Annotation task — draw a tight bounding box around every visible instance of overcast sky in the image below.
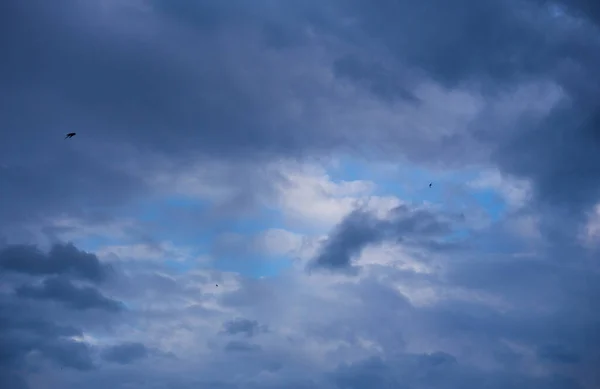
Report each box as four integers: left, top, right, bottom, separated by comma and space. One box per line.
1, 0, 600, 388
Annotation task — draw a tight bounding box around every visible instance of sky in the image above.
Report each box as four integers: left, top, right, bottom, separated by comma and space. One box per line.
1, 0, 600, 388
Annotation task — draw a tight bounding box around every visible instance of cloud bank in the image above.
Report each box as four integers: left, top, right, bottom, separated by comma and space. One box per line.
1, 0, 599, 388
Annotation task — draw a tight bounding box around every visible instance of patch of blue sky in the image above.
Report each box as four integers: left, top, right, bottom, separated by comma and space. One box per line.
76, 157, 512, 281
211, 254, 293, 279
119, 194, 290, 277
88, 160, 506, 279
328, 155, 508, 222
471, 189, 506, 222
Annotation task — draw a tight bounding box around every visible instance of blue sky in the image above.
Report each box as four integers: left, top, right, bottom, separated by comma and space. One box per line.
1, 1, 599, 388
97, 156, 508, 278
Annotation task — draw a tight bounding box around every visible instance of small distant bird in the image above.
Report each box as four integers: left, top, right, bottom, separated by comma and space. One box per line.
216, 284, 218, 287
429, 182, 432, 188
65, 132, 76, 139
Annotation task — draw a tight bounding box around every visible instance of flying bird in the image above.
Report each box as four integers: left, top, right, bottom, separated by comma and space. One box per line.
429, 182, 432, 188
64, 132, 76, 139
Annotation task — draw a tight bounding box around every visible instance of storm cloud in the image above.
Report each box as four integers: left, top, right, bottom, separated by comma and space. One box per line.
1, 0, 599, 388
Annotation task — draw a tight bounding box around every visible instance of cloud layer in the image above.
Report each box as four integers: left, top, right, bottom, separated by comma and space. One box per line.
1, 0, 600, 388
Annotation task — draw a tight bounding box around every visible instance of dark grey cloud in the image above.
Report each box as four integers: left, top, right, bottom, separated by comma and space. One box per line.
0, 368, 29, 389
330, 353, 581, 389
0, 297, 96, 372
332, 55, 420, 102
300, 208, 600, 387
1, 0, 599, 223
0, 243, 111, 283
2, 239, 595, 388
492, 105, 600, 226
310, 205, 455, 272
101, 342, 148, 365
0, 0, 327, 161
222, 318, 268, 338
336, 0, 558, 88
537, 344, 581, 365
40, 340, 96, 371
437, 252, 600, 384
0, 0, 265, 234
329, 0, 600, 228
1, 0, 600, 388
546, 0, 600, 24
310, 210, 385, 272
0, 241, 125, 382
224, 340, 262, 353
15, 276, 123, 312
331, 0, 600, 109
1, 0, 598, 238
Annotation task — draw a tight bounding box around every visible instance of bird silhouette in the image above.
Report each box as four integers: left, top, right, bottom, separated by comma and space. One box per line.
429, 182, 432, 188
65, 132, 76, 139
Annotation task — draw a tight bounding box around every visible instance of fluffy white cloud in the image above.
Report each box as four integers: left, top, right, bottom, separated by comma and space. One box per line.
469, 169, 533, 210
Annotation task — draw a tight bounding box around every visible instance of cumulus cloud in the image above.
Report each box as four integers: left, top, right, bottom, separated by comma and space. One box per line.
0, 243, 111, 283
309, 204, 456, 272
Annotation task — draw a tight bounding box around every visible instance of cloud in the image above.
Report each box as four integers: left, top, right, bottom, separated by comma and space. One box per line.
1, 0, 600, 388
224, 341, 262, 353
537, 344, 581, 365
332, 55, 420, 102
0, 242, 126, 380
221, 318, 269, 338
15, 276, 123, 312
101, 342, 148, 365
329, 353, 581, 389
2, 236, 595, 387
316, 0, 600, 228
0, 291, 98, 373
550, 0, 600, 25
0, 243, 112, 283
309, 204, 455, 272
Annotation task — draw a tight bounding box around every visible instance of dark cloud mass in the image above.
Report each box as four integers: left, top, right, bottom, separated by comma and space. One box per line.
101, 342, 148, 365
0, 289, 98, 374
1, 0, 600, 388
15, 276, 123, 312
0, 242, 124, 383
310, 205, 455, 271
222, 318, 268, 338
0, 243, 111, 283
331, 353, 582, 389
